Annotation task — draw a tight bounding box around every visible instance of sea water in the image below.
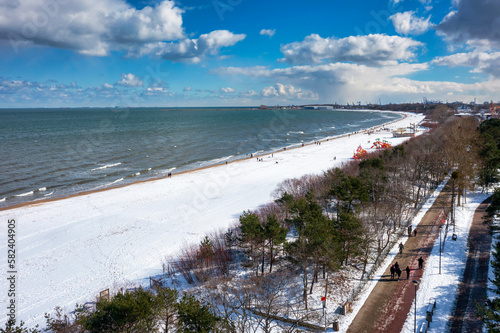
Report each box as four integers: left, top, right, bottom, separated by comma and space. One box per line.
0, 107, 400, 208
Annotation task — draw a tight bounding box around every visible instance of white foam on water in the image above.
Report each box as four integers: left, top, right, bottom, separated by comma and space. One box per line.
91, 162, 122, 171
110, 178, 124, 185
17, 190, 34, 197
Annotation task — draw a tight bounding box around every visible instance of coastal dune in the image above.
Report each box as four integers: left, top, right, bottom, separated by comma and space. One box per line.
0, 112, 425, 327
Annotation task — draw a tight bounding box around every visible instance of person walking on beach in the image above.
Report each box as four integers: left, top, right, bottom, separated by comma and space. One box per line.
394, 262, 400, 271
414, 228, 418, 237
396, 267, 402, 280
405, 266, 411, 280
418, 256, 424, 269
399, 242, 404, 254
390, 265, 396, 280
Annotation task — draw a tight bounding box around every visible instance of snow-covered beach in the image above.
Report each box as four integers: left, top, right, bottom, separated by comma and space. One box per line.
0, 112, 425, 327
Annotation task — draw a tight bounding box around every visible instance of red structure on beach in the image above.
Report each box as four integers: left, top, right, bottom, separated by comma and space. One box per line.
353, 145, 367, 159
371, 139, 392, 149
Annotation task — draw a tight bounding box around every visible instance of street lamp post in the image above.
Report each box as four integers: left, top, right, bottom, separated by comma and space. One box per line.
413, 280, 419, 333
439, 225, 443, 274
452, 190, 456, 234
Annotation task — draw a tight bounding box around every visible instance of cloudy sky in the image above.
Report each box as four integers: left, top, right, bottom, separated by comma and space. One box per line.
1, 0, 499, 107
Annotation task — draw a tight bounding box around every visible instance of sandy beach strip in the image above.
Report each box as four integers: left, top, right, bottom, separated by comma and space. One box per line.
0, 111, 424, 327
0, 111, 407, 212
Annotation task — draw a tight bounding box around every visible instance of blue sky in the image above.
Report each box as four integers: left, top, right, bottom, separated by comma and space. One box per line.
1, 0, 499, 107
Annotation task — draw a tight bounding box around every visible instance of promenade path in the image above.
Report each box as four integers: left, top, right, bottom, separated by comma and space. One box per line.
347, 186, 451, 333
447, 197, 492, 333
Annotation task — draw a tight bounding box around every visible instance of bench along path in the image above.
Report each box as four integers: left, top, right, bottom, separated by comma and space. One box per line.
447, 197, 492, 333
347, 186, 451, 333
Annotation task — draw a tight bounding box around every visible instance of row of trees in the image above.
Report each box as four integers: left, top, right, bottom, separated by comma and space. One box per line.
232, 115, 483, 315
475, 119, 500, 332
2, 287, 220, 333
478, 119, 500, 189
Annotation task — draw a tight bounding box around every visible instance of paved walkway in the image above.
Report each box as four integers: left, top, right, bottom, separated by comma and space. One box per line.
447, 197, 492, 333
347, 186, 451, 333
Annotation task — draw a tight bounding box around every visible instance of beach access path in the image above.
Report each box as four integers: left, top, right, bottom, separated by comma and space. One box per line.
0, 112, 425, 327
346, 184, 451, 333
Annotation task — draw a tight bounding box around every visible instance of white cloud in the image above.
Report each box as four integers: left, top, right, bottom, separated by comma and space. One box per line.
279, 34, 423, 66
432, 51, 500, 76
103, 83, 114, 89
197, 30, 246, 54
239, 90, 258, 97
260, 83, 318, 100
220, 87, 236, 93
3, 74, 499, 107
390, 11, 434, 35
0, 78, 128, 106
183, 86, 192, 91
260, 29, 276, 38
216, 62, 428, 81
438, 0, 500, 49
116, 73, 143, 87
216, 62, 451, 102
130, 30, 246, 62
391, 0, 431, 4
145, 87, 169, 95
215, 66, 272, 77
0, 79, 40, 92
0, 0, 184, 56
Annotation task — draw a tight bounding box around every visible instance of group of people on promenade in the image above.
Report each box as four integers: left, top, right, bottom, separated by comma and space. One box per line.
390, 256, 424, 281
390, 226, 424, 281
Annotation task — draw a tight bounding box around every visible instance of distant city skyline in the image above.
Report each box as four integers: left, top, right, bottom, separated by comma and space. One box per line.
0, 0, 499, 107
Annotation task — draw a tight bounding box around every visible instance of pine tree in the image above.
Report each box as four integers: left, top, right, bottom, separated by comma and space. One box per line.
285, 191, 343, 307
81, 287, 157, 332
263, 214, 287, 273
154, 286, 179, 333
239, 211, 265, 275
0, 321, 40, 333
176, 294, 219, 333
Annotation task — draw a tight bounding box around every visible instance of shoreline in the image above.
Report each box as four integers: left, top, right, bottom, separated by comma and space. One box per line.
0, 111, 407, 212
